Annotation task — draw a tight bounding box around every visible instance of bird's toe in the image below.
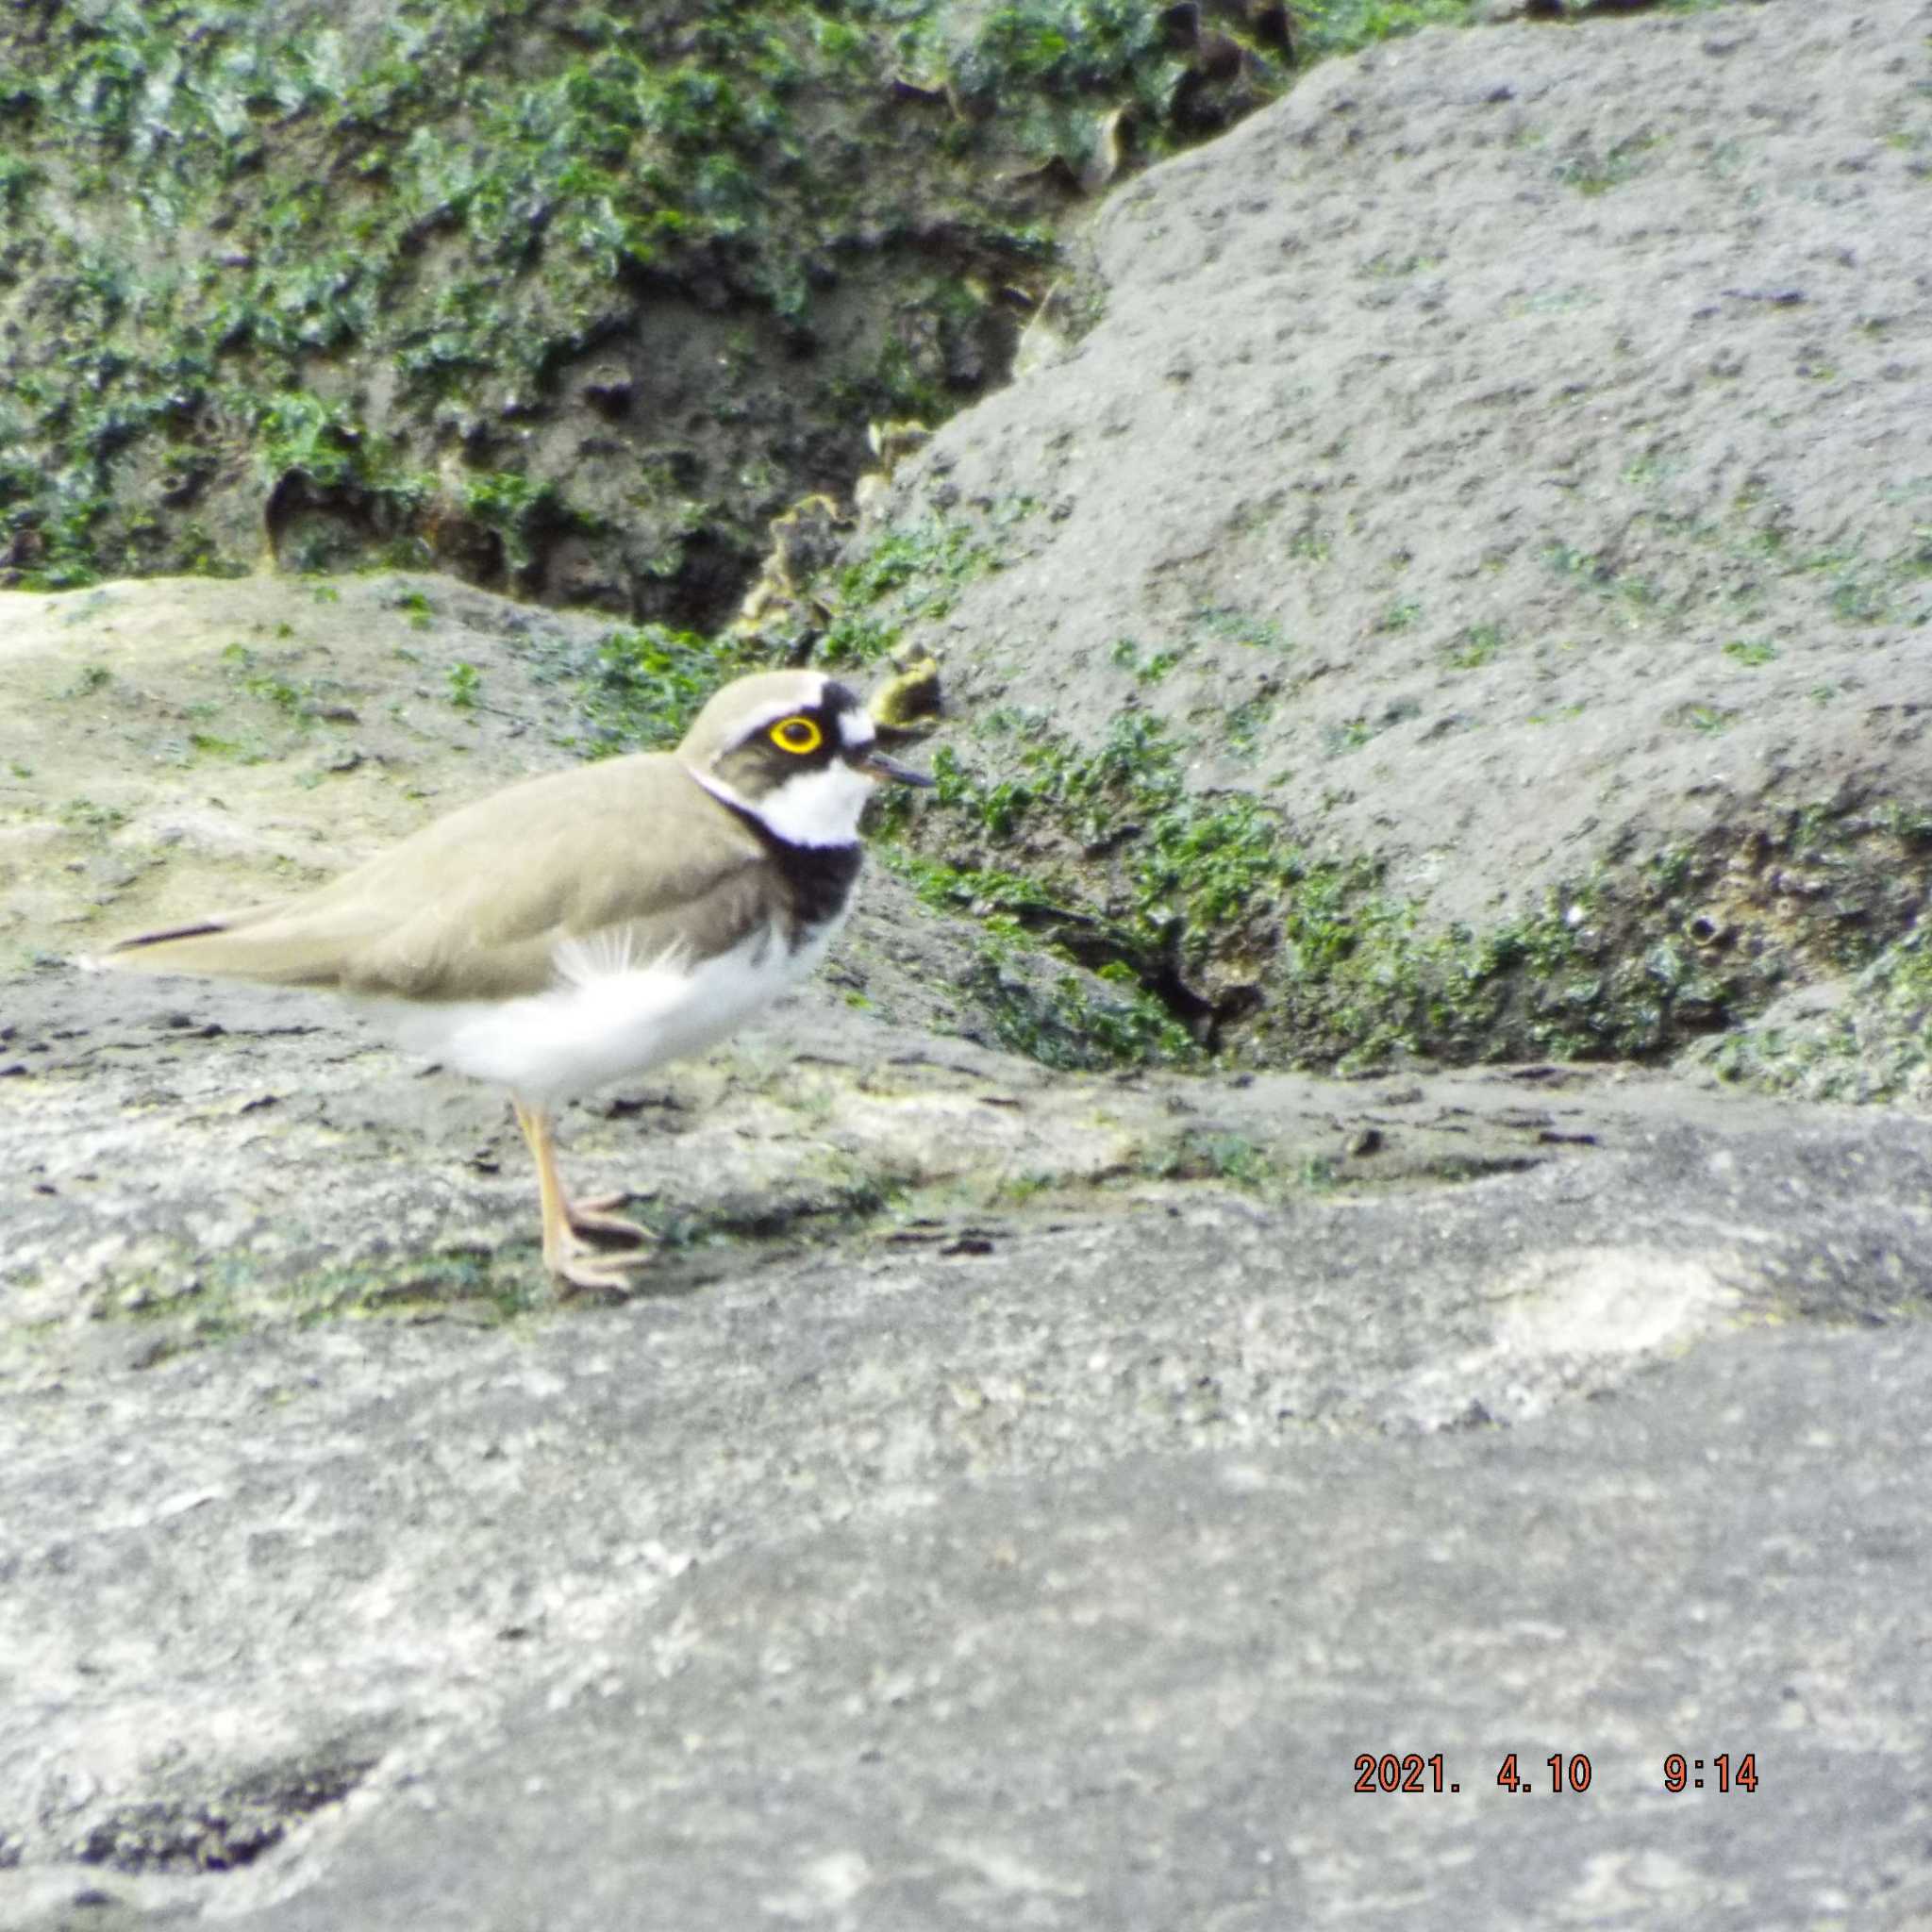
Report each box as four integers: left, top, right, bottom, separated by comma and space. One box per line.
550, 1244, 652, 1297
567, 1193, 650, 1248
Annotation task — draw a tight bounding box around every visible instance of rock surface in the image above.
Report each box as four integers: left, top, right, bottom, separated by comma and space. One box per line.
876, 0, 1932, 1002
7, 964, 1932, 1925
6, 6, 1932, 1929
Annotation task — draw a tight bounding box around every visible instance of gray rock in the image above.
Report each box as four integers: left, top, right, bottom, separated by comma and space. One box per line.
879, 0, 1932, 937
209, 1330, 1932, 1929
7, 944, 1932, 1924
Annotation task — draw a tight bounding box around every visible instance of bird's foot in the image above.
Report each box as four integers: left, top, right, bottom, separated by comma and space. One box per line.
548, 1232, 653, 1298
566, 1191, 649, 1248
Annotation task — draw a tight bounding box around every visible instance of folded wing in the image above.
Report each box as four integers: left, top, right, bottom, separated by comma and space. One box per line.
105, 754, 767, 1002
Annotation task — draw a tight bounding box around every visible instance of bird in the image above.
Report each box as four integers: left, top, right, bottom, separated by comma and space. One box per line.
100, 669, 934, 1292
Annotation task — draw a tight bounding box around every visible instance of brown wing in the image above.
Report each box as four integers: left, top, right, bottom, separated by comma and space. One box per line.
107, 754, 768, 1001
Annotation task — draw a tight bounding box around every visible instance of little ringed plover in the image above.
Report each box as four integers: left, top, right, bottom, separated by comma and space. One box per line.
102, 669, 933, 1291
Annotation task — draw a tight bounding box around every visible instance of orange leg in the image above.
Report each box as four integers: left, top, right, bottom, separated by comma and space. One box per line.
512, 1101, 651, 1293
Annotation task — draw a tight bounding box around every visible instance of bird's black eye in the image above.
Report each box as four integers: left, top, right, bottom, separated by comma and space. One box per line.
769, 715, 823, 755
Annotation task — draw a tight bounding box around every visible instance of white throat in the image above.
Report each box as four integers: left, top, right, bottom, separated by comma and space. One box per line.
694, 760, 874, 848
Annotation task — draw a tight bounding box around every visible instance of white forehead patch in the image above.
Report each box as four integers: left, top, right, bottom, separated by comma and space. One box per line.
724, 675, 875, 756
727, 678, 831, 748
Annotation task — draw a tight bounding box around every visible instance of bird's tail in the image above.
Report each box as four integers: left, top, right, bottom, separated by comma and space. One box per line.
93, 907, 356, 987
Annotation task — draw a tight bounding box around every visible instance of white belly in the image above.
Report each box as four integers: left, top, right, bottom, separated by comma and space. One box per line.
365, 917, 843, 1105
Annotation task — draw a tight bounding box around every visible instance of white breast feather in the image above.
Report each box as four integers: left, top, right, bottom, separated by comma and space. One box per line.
366, 910, 848, 1105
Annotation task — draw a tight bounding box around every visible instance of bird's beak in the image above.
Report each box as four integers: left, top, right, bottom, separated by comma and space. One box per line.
851, 745, 935, 788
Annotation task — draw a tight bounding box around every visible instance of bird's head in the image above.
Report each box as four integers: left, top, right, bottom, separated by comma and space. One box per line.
678, 670, 932, 847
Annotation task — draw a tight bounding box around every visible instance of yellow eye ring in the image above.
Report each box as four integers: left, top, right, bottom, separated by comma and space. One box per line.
770, 715, 823, 755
